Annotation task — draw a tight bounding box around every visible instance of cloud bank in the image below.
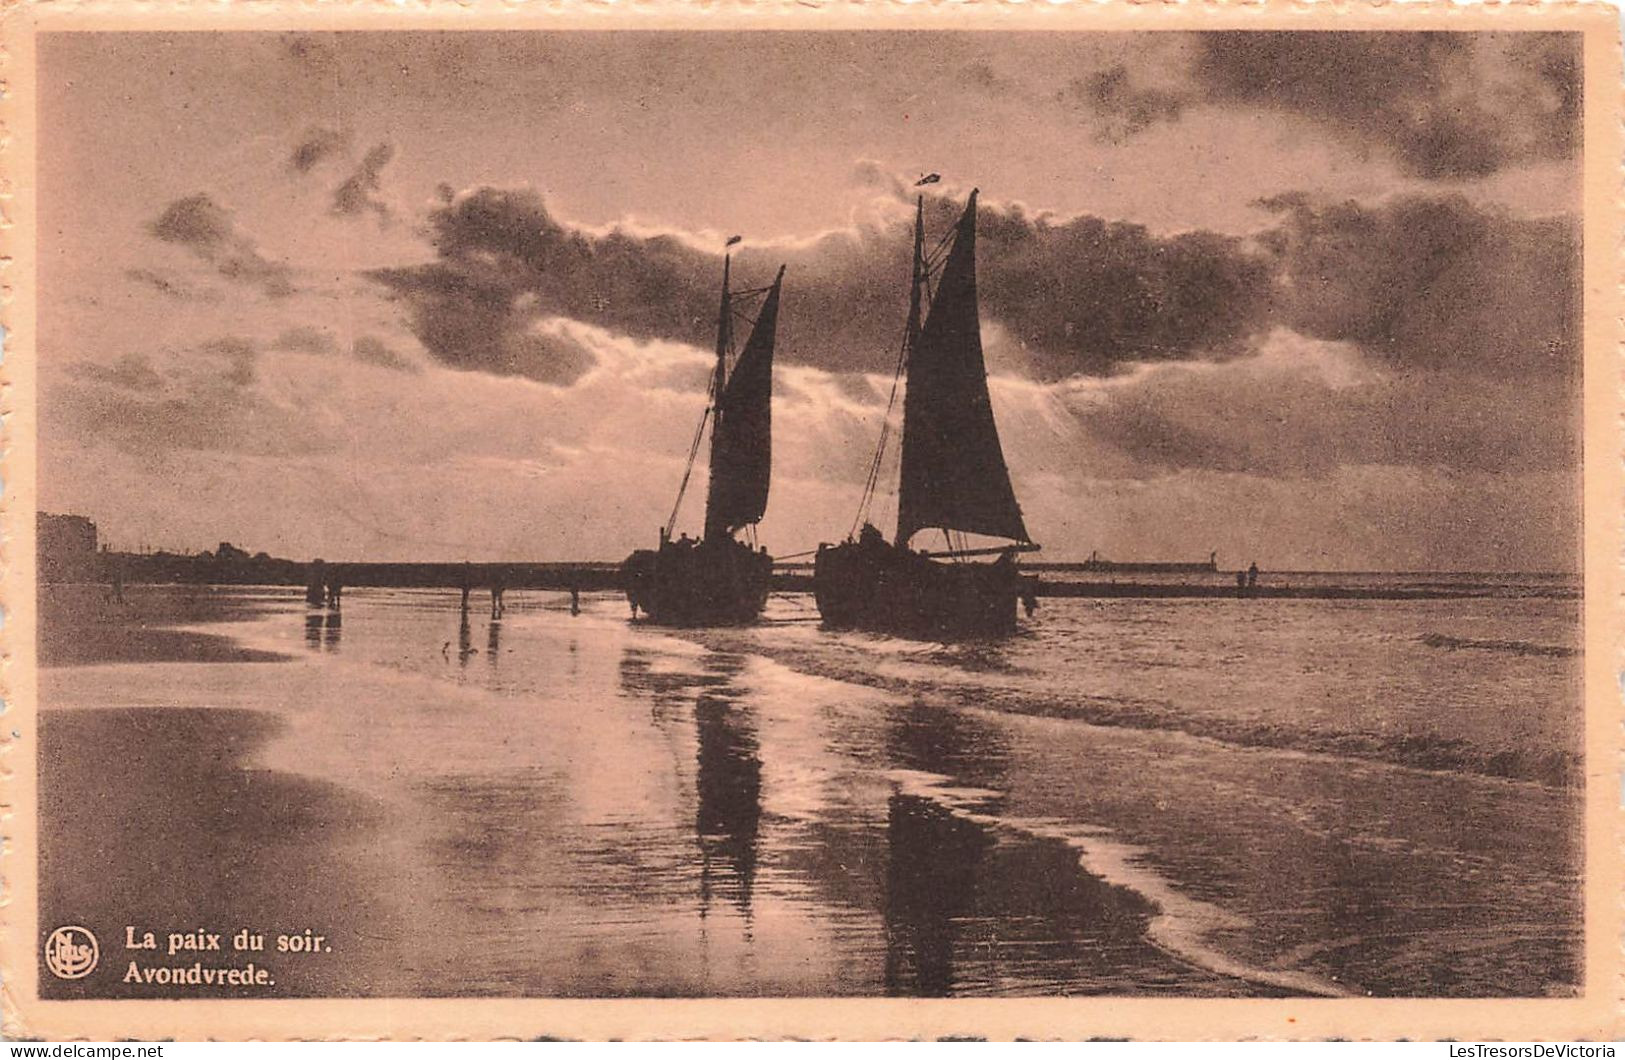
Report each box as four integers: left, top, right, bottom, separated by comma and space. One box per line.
1067, 33, 1580, 181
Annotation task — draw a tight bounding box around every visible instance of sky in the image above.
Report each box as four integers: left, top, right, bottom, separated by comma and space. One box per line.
37, 30, 1583, 568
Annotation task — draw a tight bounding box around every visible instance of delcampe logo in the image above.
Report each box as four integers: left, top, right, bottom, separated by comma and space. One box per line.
44, 925, 99, 980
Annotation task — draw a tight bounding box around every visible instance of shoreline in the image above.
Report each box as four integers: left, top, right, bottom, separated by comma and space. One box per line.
39, 583, 298, 667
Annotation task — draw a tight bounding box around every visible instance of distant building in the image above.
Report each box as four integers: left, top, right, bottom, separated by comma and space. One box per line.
38, 513, 98, 582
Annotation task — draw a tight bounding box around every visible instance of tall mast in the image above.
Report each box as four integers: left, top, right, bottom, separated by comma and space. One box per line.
704, 254, 733, 541
848, 200, 926, 539
906, 196, 925, 356
894, 196, 925, 547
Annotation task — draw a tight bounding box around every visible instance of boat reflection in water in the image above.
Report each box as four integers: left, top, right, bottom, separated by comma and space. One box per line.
230, 586, 1573, 997
693, 656, 762, 921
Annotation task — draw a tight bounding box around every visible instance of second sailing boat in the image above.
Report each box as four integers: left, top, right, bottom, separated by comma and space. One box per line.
623, 249, 787, 626
813, 189, 1038, 637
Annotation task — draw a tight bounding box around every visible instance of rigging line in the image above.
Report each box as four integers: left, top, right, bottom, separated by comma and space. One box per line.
665, 384, 717, 539
850, 205, 960, 539
851, 318, 911, 538
854, 332, 908, 529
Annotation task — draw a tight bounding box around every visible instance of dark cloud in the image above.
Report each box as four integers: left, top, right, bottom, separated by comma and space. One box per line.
271, 326, 339, 355
351, 336, 420, 373
270, 326, 419, 372
199, 335, 260, 387
1258, 193, 1578, 379
1061, 64, 1187, 144
369, 185, 1275, 384
1071, 192, 1580, 479
148, 194, 296, 298
1064, 33, 1581, 180
975, 202, 1273, 373
1079, 359, 1577, 479
366, 236, 602, 386
367, 187, 717, 383
332, 142, 396, 221
47, 337, 332, 458
289, 126, 349, 173
366, 182, 1579, 484
1194, 32, 1580, 180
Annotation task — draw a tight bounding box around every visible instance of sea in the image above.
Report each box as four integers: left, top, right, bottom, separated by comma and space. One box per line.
42, 577, 1584, 999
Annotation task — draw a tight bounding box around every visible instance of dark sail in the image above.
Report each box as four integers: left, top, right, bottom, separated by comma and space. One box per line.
705, 266, 785, 539
896, 191, 1029, 547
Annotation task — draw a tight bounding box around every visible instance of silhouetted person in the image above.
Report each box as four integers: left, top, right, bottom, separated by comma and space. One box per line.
1247, 562, 1259, 588
491, 570, 506, 619
570, 585, 581, 616
1236, 571, 1248, 597
326, 576, 343, 610
1021, 584, 1038, 617
459, 561, 473, 616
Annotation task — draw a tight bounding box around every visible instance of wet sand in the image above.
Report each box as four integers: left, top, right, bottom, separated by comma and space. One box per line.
35, 588, 1237, 999
39, 583, 295, 667
38, 707, 413, 998
35, 585, 1579, 998
38, 584, 403, 997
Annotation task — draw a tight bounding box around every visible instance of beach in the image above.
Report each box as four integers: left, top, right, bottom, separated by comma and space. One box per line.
37, 581, 1582, 999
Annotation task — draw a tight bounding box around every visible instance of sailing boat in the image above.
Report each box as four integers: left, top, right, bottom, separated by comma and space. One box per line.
813, 190, 1038, 637
622, 250, 787, 626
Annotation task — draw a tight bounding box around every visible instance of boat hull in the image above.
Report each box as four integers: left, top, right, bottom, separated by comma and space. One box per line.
622, 539, 772, 626
813, 539, 1034, 638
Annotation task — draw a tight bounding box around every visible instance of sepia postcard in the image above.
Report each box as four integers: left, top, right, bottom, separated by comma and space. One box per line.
1, 0, 1621, 1042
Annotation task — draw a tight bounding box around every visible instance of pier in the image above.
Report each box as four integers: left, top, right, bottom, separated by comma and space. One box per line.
59, 548, 1575, 603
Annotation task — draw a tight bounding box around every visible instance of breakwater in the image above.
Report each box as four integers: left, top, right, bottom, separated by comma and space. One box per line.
68, 554, 1577, 601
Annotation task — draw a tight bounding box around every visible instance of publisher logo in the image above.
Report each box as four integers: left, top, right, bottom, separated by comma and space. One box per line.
44, 925, 99, 979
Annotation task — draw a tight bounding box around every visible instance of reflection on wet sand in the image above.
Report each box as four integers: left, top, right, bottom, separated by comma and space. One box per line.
886, 698, 1013, 795
884, 794, 991, 996
694, 662, 762, 920
39, 588, 1580, 998
305, 609, 342, 652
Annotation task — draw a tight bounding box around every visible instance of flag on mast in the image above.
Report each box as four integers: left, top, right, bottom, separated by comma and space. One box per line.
915, 173, 941, 186
726, 235, 743, 247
